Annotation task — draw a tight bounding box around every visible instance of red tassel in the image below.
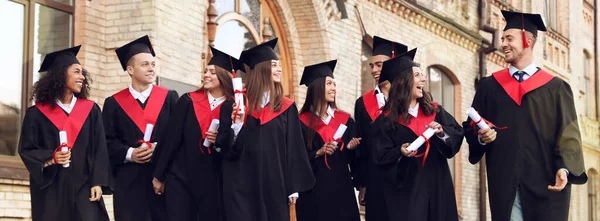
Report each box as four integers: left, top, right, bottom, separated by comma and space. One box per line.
522, 29, 529, 48
391, 42, 396, 58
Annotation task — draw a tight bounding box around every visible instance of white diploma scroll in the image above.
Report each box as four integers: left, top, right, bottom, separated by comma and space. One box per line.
59, 131, 69, 168
376, 93, 385, 109
203, 119, 220, 147
466, 107, 490, 130
232, 78, 245, 114
141, 124, 154, 148
407, 128, 436, 151
332, 124, 347, 145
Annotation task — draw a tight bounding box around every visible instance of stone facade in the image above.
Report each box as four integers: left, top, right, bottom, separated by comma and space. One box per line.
2, 0, 599, 220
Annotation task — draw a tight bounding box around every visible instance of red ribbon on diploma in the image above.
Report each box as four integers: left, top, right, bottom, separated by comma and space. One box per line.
414, 135, 430, 167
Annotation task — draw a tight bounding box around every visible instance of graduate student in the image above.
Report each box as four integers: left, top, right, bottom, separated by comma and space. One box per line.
463, 11, 587, 221
353, 36, 408, 221
295, 60, 361, 221
102, 35, 178, 221
19, 45, 112, 221
372, 48, 464, 221
220, 38, 316, 221
152, 47, 237, 221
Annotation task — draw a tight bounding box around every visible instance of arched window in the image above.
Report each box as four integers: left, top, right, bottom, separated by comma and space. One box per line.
209, 0, 293, 97
426, 66, 456, 177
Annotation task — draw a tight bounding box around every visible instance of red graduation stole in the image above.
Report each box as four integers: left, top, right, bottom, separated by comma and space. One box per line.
492, 68, 554, 106
36, 98, 95, 148
395, 102, 438, 137
112, 86, 169, 135
189, 91, 223, 139
299, 110, 351, 144
299, 110, 351, 169
251, 97, 294, 125
362, 89, 381, 122
385, 102, 438, 167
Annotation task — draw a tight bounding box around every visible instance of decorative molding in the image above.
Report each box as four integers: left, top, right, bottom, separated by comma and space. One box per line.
546, 29, 570, 49
486, 51, 509, 68
491, 0, 518, 11
365, 0, 482, 53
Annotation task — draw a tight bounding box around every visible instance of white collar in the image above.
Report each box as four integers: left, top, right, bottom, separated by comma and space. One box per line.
207, 91, 226, 111
261, 91, 271, 108
314, 105, 335, 125
56, 94, 77, 114
129, 84, 153, 103
408, 103, 419, 118
509, 63, 538, 76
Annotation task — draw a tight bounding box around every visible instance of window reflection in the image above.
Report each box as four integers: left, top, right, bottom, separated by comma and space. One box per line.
0, 0, 25, 156
214, 20, 257, 58
216, 0, 235, 16
33, 3, 73, 82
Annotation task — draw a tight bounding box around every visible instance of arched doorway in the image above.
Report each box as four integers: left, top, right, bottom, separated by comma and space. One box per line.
207, 0, 294, 97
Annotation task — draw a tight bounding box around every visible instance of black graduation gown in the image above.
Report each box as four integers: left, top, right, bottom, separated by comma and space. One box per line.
463, 69, 587, 221
372, 104, 463, 221
152, 92, 233, 221
296, 110, 360, 221
19, 102, 112, 221
102, 87, 178, 221
220, 98, 316, 221
353, 90, 389, 221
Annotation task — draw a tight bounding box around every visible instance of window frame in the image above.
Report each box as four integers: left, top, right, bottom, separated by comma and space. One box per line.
0, 0, 75, 177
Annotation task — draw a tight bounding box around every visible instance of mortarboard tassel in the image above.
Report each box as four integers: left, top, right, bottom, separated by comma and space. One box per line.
522, 13, 529, 48
391, 42, 396, 58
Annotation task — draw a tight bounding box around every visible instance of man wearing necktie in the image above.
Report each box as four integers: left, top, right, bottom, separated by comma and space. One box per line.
462, 10, 587, 221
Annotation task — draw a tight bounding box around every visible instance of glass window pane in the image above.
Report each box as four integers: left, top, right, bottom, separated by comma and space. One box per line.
216, 0, 235, 16
214, 20, 257, 58
33, 3, 73, 82
442, 73, 454, 116
240, 0, 261, 31
428, 68, 442, 105
158, 77, 199, 97
0, 0, 25, 156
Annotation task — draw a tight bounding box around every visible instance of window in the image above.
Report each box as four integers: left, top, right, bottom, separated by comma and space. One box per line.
360, 38, 374, 94
426, 66, 455, 177
547, 0, 558, 31
589, 169, 598, 221
211, 0, 293, 97
157, 77, 199, 97
0, 0, 73, 159
583, 51, 592, 118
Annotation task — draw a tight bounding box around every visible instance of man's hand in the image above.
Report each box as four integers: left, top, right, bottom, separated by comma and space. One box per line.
206, 131, 218, 144
478, 128, 497, 144
131, 145, 154, 164
548, 169, 568, 192
153, 178, 165, 195
89, 186, 102, 201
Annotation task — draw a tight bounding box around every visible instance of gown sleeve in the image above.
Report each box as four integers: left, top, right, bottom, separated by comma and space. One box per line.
18, 108, 57, 189
555, 81, 587, 184
431, 105, 464, 159
89, 104, 113, 194
152, 95, 190, 182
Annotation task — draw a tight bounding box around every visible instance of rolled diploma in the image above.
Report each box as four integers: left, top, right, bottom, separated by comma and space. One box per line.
59, 131, 69, 168
466, 107, 490, 130
332, 124, 347, 145
233, 78, 245, 113
376, 93, 385, 109
203, 119, 220, 147
141, 124, 154, 148
407, 128, 436, 151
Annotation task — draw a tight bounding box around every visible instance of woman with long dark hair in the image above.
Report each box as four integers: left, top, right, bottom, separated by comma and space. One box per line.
19, 46, 112, 221
295, 60, 361, 221
220, 38, 315, 221
372, 49, 463, 221
152, 47, 237, 221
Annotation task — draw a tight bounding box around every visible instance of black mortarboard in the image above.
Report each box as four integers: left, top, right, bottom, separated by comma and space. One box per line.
115, 35, 155, 71
209, 46, 241, 74
239, 38, 278, 69
378, 48, 418, 84
372, 36, 408, 58
501, 10, 547, 48
299, 60, 337, 86
38, 45, 81, 72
